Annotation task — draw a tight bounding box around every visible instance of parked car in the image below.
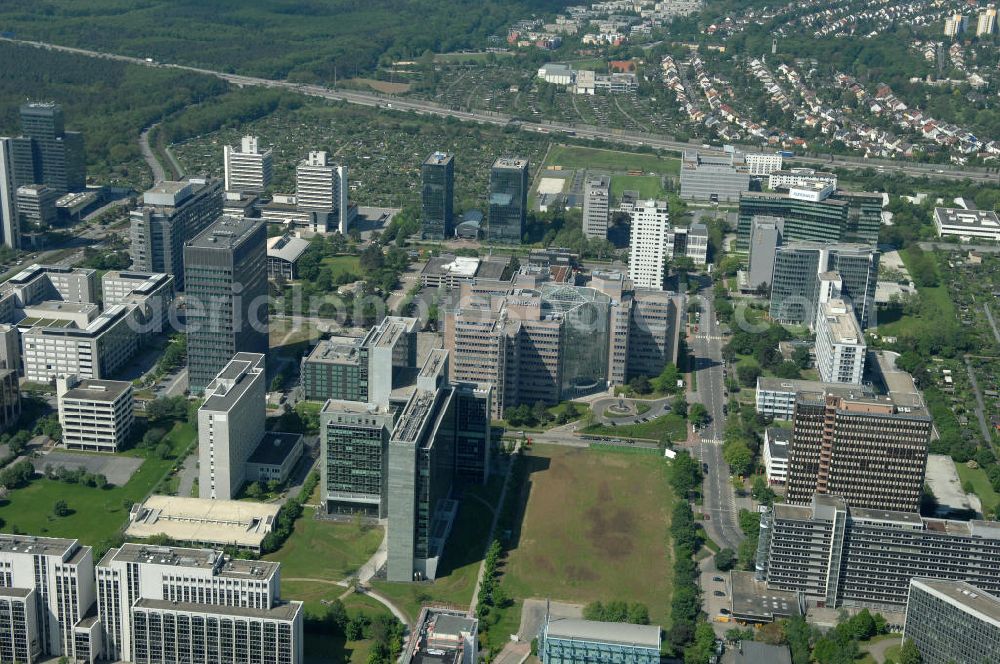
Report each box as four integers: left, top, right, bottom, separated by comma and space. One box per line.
713, 590, 726, 597
713, 576, 724, 582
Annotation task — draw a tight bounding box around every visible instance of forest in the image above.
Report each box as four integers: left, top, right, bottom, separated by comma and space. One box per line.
0, 0, 575, 81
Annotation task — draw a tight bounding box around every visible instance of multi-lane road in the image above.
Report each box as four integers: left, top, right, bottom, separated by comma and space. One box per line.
3, 36, 997, 184
688, 277, 745, 552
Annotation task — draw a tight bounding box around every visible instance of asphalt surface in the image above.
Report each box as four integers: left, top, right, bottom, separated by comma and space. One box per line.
688, 277, 745, 551
4, 37, 998, 184
139, 125, 167, 184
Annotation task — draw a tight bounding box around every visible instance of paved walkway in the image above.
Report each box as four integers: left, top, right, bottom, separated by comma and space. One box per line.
176, 451, 198, 497
862, 636, 902, 664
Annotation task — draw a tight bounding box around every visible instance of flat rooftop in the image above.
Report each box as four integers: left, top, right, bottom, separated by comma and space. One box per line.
266, 235, 310, 263
730, 571, 802, 623
934, 206, 1000, 230
493, 157, 529, 170
425, 151, 454, 166
0, 534, 78, 558
757, 375, 868, 395
544, 618, 660, 648
24, 300, 99, 315
202, 353, 265, 412
126, 496, 280, 550
910, 578, 1000, 628
134, 598, 302, 622
305, 336, 364, 365
103, 543, 280, 579
187, 215, 261, 249
248, 432, 302, 466
818, 298, 862, 343
423, 255, 481, 278
61, 379, 132, 402
925, 454, 974, 516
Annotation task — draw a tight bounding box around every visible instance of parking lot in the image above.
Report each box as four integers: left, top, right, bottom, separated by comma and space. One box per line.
39, 450, 144, 486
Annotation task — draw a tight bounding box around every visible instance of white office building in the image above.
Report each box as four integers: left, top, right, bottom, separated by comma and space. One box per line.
198, 353, 266, 500
582, 175, 611, 239
815, 299, 866, 384
627, 200, 670, 289
745, 153, 783, 177
57, 375, 134, 452
296, 151, 349, 234
933, 207, 1000, 242
666, 222, 709, 265
768, 168, 838, 192
96, 543, 302, 664
223, 136, 273, 194
0, 535, 97, 663
763, 427, 790, 484
0, 138, 18, 249
100, 271, 175, 332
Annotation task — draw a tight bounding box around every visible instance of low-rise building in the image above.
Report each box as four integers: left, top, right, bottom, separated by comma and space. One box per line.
538, 617, 660, 664
245, 431, 304, 485
903, 578, 1000, 664
933, 207, 1000, 242
266, 234, 310, 280
763, 427, 790, 484
126, 496, 281, 553
408, 609, 479, 664
679, 150, 750, 203
57, 376, 134, 452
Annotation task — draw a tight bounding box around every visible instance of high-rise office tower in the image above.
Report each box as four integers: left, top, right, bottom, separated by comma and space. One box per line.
582, 175, 611, 239
627, 200, 670, 289
129, 178, 224, 289
421, 152, 455, 240
296, 151, 349, 234
184, 217, 268, 393
0, 535, 97, 662
487, 157, 528, 244
320, 400, 395, 518
198, 353, 266, 499
224, 136, 273, 194
0, 138, 18, 248
9, 102, 86, 195
786, 389, 931, 512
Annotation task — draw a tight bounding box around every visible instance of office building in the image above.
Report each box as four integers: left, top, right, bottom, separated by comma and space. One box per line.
977, 6, 997, 36
421, 152, 455, 240
184, 216, 268, 393
754, 376, 871, 420
100, 271, 175, 332
763, 427, 790, 484
419, 254, 513, 290
487, 158, 529, 244
16, 184, 59, 228
0, 535, 96, 662
9, 102, 86, 196
198, 353, 266, 500
814, 299, 866, 384
129, 178, 224, 289
223, 136, 272, 194
769, 242, 878, 328
903, 579, 1000, 664
538, 617, 661, 664
944, 13, 968, 37
746, 217, 782, 291
0, 368, 20, 431
679, 150, 750, 203
737, 187, 881, 252
582, 175, 611, 240
758, 494, 1000, 610
0, 138, 19, 248
296, 151, 349, 234
666, 222, 709, 266
933, 207, 1000, 242
1, 263, 97, 307
418, 610, 479, 664
744, 153, 783, 177
320, 400, 395, 517
266, 234, 310, 280
787, 389, 931, 512
768, 168, 837, 192
126, 496, 281, 554
57, 376, 134, 452
96, 543, 302, 664
627, 199, 670, 289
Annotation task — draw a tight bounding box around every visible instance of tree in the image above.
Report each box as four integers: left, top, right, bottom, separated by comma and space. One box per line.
751, 475, 776, 506
627, 603, 649, 625
672, 394, 688, 418
154, 442, 172, 460
53, 500, 70, 517
714, 548, 735, 571
629, 375, 651, 394
246, 481, 263, 499
270, 374, 284, 392
651, 363, 681, 393
724, 441, 754, 477
736, 363, 762, 387
792, 345, 811, 369
774, 361, 801, 379
668, 450, 702, 497
898, 639, 922, 664
688, 403, 710, 427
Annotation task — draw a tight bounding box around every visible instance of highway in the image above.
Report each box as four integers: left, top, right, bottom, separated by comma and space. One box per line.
3, 36, 997, 184
688, 277, 745, 551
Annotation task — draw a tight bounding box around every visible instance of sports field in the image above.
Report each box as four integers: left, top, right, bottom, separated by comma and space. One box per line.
502, 445, 674, 625
545, 145, 680, 175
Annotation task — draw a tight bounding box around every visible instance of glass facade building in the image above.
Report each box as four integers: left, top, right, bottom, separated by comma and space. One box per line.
421, 152, 454, 240
539, 618, 661, 664
904, 579, 1000, 664
487, 158, 528, 244
737, 190, 881, 252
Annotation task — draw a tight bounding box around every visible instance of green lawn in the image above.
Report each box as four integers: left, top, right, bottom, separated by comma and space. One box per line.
875, 248, 957, 338
265, 507, 383, 581
321, 255, 362, 281
545, 145, 679, 175
611, 175, 664, 200
582, 413, 687, 442
503, 445, 674, 625
955, 463, 1000, 515
371, 476, 504, 623
297, 591, 394, 664
0, 421, 196, 553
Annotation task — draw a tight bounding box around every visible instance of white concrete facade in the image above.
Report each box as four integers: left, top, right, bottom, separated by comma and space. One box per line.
627, 200, 670, 289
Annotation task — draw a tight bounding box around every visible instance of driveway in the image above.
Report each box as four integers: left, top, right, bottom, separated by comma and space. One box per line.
589, 396, 672, 425
518, 598, 584, 641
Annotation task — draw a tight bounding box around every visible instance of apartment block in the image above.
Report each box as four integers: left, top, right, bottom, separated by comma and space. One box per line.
744, 152, 783, 177
0, 535, 96, 662
224, 136, 273, 194
768, 168, 837, 192
759, 494, 1000, 610
904, 579, 1000, 664
198, 353, 266, 500
627, 199, 670, 289
129, 178, 223, 289
296, 151, 349, 235
787, 390, 931, 512
582, 175, 611, 240
814, 299, 866, 384
184, 216, 268, 393
977, 7, 997, 36
487, 158, 529, 244
96, 543, 301, 663
57, 375, 134, 452
421, 152, 455, 240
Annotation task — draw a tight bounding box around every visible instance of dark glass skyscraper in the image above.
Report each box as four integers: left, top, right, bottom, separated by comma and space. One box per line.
421, 152, 454, 240
10, 103, 86, 194
487, 157, 528, 244
184, 216, 268, 393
